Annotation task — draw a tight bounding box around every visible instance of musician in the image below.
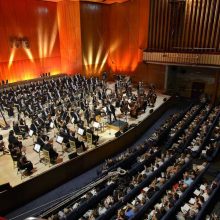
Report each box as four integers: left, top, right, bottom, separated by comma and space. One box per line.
106, 103, 113, 123
5, 104, 14, 117
86, 127, 99, 145
58, 128, 70, 147
0, 135, 8, 154
71, 109, 81, 125
84, 108, 91, 126
69, 131, 86, 151
17, 155, 34, 174
109, 102, 117, 122
37, 134, 58, 163
30, 119, 38, 135
8, 130, 23, 149
13, 122, 26, 139
18, 117, 29, 133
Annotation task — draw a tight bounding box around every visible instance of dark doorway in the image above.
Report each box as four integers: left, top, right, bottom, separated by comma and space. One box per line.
191, 82, 205, 99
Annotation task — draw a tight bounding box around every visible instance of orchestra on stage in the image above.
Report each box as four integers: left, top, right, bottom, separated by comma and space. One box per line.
0, 73, 157, 168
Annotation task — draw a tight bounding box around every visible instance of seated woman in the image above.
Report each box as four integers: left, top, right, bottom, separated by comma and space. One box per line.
18, 117, 29, 133
69, 131, 86, 151
36, 133, 58, 163
86, 127, 99, 145
9, 143, 22, 159
0, 135, 9, 154
17, 155, 34, 174
44, 143, 59, 164
8, 130, 23, 149
12, 122, 26, 139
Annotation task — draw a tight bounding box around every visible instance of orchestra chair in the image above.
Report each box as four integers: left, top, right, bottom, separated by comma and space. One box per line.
17, 167, 28, 180
68, 140, 77, 153
10, 154, 19, 169
40, 150, 51, 167
86, 132, 93, 148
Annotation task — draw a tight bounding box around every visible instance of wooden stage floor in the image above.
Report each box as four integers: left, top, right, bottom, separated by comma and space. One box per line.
0, 91, 170, 187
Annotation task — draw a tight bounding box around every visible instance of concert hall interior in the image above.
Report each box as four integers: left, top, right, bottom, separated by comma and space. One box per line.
0, 0, 220, 220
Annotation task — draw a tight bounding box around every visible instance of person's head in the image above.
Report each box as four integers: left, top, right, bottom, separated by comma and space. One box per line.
9, 130, 14, 136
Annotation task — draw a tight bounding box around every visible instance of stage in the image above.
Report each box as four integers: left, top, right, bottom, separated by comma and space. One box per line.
0, 90, 169, 188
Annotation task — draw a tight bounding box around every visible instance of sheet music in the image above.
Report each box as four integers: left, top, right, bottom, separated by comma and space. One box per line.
78, 128, 84, 136
200, 185, 206, 191
194, 189, 201, 196
34, 144, 41, 153
93, 121, 100, 128
56, 136, 64, 144
50, 122, 54, 128
29, 129, 34, 137
189, 198, 196, 204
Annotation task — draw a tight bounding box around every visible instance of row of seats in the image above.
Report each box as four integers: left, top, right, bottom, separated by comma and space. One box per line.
170, 105, 212, 154
201, 110, 220, 161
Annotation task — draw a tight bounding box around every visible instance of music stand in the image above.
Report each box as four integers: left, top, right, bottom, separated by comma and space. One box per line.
93, 121, 100, 135
29, 129, 36, 144
56, 135, 64, 154
56, 135, 64, 144
33, 144, 41, 153
77, 128, 84, 136
50, 121, 55, 137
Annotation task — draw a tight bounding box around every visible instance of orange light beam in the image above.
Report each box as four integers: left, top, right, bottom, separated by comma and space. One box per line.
8, 48, 16, 69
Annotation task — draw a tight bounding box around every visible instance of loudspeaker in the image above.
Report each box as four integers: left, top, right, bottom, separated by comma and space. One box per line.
0, 183, 11, 193
68, 152, 77, 159
115, 131, 122, 138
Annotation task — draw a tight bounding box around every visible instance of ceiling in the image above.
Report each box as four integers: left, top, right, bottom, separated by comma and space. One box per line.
42, 0, 129, 4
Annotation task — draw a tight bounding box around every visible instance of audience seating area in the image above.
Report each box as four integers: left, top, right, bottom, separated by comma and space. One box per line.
24, 102, 220, 220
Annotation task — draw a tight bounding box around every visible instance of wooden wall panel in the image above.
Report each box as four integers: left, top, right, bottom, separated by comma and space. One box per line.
133, 63, 166, 91
80, 3, 110, 76
148, 0, 220, 53
57, 0, 82, 74
0, 0, 61, 82
107, 0, 150, 74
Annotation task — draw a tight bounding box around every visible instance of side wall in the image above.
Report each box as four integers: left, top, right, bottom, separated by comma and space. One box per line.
0, 0, 61, 82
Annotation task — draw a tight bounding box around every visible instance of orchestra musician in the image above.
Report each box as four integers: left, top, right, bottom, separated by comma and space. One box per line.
69, 131, 86, 151
37, 133, 58, 163
8, 130, 23, 149
17, 155, 35, 174
86, 127, 99, 145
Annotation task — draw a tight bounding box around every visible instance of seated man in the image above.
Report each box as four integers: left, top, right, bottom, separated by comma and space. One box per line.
58, 128, 70, 148
37, 134, 58, 163
17, 155, 34, 174
13, 122, 26, 139
0, 135, 9, 154
69, 131, 86, 151
86, 127, 99, 145
8, 130, 23, 149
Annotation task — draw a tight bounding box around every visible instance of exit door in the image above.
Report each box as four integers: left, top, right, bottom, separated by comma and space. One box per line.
191, 82, 205, 99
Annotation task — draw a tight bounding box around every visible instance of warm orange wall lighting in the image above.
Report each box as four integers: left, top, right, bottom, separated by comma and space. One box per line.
8, 48, 16, 69
83, 43, 109, 75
